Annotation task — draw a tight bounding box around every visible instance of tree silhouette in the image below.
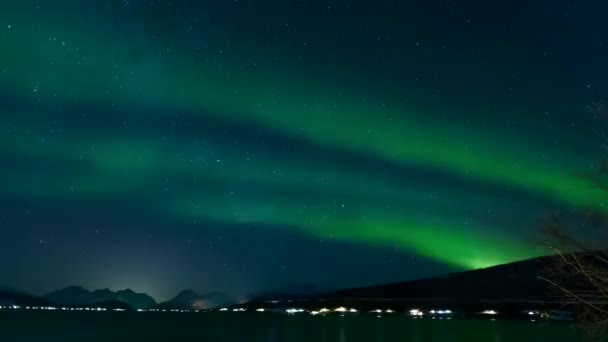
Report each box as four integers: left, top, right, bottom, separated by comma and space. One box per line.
542, 101, 608, 338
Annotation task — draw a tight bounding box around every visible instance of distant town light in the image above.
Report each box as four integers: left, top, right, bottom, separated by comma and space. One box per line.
385, 309, 394, 314
319, 308, 330, 313
310, 311, 320, 315
482, 310, 498, 315
334, 307, 347, 313
433, 310, 452, 315
256, 308, 265, 312
349, 308, 357, 313
409, 309, 423, 316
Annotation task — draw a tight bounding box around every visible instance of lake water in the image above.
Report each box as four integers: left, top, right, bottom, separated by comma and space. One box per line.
0, 312, 583, 341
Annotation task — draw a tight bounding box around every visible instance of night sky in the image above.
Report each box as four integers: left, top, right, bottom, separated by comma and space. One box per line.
1, 0, 607, 301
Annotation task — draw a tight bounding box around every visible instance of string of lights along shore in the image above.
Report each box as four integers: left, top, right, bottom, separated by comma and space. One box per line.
1, 0, 607, 301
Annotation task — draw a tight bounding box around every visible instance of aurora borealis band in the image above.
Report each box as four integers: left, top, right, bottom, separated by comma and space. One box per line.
1, 0, 608, 300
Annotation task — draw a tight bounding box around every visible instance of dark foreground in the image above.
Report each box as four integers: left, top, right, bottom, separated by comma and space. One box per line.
0, 312, 582, 342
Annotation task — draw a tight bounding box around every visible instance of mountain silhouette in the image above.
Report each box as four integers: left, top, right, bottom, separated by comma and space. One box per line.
331, 256, 551, 301
242, 254, 592, 315
46, 286, 156, 309
157, 289, 234, 310
0, 290, 51, 307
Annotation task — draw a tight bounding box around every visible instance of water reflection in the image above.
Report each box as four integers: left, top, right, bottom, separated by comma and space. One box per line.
338, 324, 346, 342
0, 312, 584, 342
376, 324, 384, 342
266, 320, 278, 342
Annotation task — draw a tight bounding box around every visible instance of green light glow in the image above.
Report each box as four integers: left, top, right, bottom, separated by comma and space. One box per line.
0, 2, 600, 271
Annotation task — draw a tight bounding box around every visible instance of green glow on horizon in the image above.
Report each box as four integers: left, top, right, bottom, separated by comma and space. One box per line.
174, 197, 544, 269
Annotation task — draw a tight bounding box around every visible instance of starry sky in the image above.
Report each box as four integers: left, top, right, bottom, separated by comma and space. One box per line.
0, 0, 607, 301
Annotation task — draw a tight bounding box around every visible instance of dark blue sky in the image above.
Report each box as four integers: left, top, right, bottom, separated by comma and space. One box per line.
0, 0, 607, 301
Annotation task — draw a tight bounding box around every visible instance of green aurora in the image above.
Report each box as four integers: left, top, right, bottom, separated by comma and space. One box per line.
1, 0, 606, 277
